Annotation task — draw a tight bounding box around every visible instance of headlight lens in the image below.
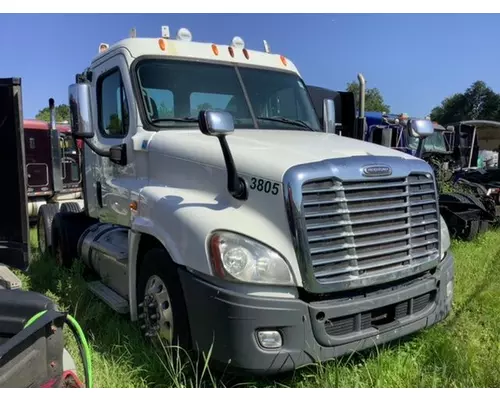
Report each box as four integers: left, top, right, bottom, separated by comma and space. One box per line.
209, 231, 295, 286
440, 215, 451, 260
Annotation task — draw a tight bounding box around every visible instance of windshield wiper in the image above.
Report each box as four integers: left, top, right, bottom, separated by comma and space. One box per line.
257, 116, 314, 131
151, 117, 199, 123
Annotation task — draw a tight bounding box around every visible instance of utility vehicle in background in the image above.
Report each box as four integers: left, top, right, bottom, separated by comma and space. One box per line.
308, 79, 495, 241
447, 120, 500, 206
39, 27, 454, 375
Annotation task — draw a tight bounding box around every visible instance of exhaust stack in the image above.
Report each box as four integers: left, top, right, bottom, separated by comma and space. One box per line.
49, 98, 56, 131
355, 73, 366, 140
48, 98, 63, 193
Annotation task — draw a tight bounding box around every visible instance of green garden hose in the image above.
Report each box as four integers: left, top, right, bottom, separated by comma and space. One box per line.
24, 310, 93, 388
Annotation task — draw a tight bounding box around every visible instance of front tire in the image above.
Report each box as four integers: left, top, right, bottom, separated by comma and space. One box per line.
136, 248, 191, 349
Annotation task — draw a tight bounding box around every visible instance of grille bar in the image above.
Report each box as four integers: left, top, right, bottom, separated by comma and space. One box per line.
301, 173, 440, 286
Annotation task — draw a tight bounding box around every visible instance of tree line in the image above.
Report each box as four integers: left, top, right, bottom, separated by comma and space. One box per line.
344, 79, 500, 125
34, 80, 500, 126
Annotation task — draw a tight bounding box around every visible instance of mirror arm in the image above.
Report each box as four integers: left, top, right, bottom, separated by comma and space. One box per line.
415, 138, 425, 159
218, 136, 247, 200
82, 138, 111, 157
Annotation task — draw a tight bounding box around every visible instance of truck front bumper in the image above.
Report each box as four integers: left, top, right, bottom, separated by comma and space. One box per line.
180, 253, 454, 376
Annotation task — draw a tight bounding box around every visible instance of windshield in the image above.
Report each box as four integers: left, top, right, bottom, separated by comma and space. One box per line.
135, 59, 321, 132
407, 131, 449, 153
59, 135, 77, 153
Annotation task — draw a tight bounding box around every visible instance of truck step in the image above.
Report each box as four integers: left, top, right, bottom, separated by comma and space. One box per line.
87, 281, 129, 314
0, 264, 22, 290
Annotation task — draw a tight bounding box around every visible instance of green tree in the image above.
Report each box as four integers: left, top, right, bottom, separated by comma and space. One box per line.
107, 113, 123, 135
35, 104, 70, 122
430, 81, 500, 125
156, 101, 174, 118
346, 81, 390, 113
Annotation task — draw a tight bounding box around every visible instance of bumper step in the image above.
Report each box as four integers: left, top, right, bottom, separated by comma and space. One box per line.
87, 281, 129, 314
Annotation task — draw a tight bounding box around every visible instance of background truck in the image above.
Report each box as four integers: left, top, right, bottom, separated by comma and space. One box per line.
39, 26, 454, 375
24, 115, 84, 224
27, 101, 85, 255
308, 80, 496, 241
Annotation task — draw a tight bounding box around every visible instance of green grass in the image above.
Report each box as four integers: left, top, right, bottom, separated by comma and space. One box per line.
16, 228, 500, 387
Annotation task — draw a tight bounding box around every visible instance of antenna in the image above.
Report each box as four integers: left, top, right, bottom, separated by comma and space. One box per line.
162, 26, 170, 39
130, 27, 137, 38
263, 40, 271, 53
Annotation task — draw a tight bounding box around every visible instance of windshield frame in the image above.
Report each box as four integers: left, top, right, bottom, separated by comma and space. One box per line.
407, 130, 451, 155
130, 55, 322, 133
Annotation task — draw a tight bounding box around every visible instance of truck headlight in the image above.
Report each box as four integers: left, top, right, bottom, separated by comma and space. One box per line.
440, 215, 451, 260
209, 231, 295, 286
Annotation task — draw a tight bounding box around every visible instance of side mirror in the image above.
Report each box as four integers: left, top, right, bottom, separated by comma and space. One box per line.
68, 83, 94, 139
198, 110, 234, 137
323, 98, 336, 134
408, 118, 434, 138
197, 110, 247, 201
446, 125, 455, 133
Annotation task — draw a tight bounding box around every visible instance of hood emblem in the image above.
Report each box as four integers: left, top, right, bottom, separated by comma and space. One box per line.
362, 164, 392, 177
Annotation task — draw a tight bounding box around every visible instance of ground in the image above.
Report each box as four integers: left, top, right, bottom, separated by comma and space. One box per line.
16, 228, 500, 387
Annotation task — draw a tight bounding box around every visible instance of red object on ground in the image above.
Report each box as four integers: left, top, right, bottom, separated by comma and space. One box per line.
40, 370, 85, 388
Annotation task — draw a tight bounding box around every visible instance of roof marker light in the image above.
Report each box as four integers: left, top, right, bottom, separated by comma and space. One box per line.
158, 38, 166, 51
280, 55, 287, 66
212, 44, 219, 56
99, 43, 109, 54
228, 46, 234, 57
263, 40, 271, 53
242, 48, 250, 60
162, 26, 170, 39
177, 27, 192, 42
232, 36, 245, 49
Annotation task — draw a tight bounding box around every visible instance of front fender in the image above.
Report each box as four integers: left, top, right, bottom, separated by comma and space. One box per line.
132, 185, 300, 284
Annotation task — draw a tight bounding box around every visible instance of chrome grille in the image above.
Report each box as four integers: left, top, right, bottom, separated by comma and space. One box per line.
301, 173, 439, 285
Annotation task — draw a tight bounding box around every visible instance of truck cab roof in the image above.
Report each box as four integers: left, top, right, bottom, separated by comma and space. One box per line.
23, 119, 71, 134
91, 32, 299, 76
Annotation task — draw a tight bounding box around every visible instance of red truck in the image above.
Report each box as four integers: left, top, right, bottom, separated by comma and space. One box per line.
19, 100, 85, 254
24, 118, 84, 220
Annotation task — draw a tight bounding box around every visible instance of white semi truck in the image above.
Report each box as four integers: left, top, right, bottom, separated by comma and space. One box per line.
37, 27, 454, 375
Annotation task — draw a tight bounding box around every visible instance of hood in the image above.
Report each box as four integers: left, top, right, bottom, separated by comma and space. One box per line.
147, 128, 420, 182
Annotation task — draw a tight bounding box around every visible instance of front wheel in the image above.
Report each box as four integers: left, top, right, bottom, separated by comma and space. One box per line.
136, 248, 191, 348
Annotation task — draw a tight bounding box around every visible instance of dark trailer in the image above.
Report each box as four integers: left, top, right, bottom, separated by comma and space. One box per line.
307, 85, 357, 137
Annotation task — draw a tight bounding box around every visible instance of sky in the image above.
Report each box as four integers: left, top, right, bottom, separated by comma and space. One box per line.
1, 13, 500, 119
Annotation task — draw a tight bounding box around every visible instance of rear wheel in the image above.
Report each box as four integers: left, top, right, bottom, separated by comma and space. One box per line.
59, 202, 82, 214
37, 203, 60, 255
52, 212, 95, 268
136, 248, 190, 349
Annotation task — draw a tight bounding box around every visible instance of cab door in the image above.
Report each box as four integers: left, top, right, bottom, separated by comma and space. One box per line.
87, 53, 137, 226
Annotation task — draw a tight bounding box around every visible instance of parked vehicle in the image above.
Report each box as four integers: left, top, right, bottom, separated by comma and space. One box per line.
38, 27, 454, 375
26, 101, 85, 255
447, 120, 500, 206
0, 78, 89, 388
25, 116, 84, 224
307, 78, 494, 241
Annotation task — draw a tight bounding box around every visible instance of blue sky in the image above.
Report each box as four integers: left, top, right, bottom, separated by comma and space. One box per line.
1, 13, 499, 119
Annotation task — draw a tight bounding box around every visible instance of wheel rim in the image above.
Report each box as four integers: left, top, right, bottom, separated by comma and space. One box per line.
38, 219, 46, 253
141, 274, 174, 344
